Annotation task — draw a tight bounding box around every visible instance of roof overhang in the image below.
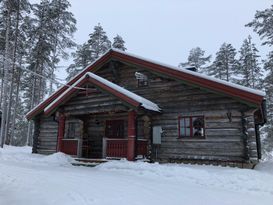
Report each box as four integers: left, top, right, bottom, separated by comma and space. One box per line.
26, 49, 265, 120
44, 72, 161, 116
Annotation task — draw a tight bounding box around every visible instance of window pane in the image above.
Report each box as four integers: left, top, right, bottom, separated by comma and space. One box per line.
185, 118, 190, 127
192, 117, 204, 137
185, 128, 191, 136
180, 117, 191, 137
180, 127, 185, 136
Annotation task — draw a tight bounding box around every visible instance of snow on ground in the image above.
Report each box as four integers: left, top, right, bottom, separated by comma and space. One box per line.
0, 146, 272, 205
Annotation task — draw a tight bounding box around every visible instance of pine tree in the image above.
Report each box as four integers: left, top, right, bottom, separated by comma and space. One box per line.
179, 47, 211, 73
208, 43, 238, 82
88, 23, 111, 59
0, 0, 12, 147
236, 36, 263, 89
22, 0, 76, 145
247, 5, 273, 155
0, 0, 32, 146
246, 5, 273, 47
48, 0, 77, 94
262, 52, 273, 154
112, 34, 126, 51
67, 24, 124, 81
66, 43, 92, 81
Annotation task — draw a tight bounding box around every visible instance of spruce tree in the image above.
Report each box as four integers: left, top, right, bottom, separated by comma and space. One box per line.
262, 53, 273, 154
67, 24, 127, 81
112, 34, 126, 51
66, 43, 92, 81
88, 23, 111, 59
236, 36, 262, 89
208, 43, 238, 82
23, 0, 76, 145
247, 5, 273, 155
179, 47, 211, 73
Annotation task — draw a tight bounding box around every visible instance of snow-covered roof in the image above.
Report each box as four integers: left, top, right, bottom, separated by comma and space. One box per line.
111, 48, 265, 97
27, 48, 265, 120
44, 72, 161, 114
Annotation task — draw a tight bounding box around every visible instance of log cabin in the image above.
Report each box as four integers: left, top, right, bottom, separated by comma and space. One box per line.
27, 49, 266, 168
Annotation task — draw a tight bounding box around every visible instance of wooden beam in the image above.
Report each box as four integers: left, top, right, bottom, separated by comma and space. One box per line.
57, 113, 65, 152
127, 110, 136, 161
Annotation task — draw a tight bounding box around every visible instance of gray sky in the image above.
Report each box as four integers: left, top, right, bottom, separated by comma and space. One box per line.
56, 0, 272, 77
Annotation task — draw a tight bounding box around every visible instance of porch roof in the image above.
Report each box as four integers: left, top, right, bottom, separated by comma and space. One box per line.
44, 72, 161, 116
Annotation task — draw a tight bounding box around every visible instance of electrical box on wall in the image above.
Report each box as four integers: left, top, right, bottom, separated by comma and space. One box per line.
153, 126, 162, 145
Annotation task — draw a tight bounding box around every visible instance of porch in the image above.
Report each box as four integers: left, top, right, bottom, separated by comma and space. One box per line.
56, 110, 151, 161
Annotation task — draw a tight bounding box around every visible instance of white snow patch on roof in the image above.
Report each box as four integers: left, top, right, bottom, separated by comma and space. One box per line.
44, 72, 161, 113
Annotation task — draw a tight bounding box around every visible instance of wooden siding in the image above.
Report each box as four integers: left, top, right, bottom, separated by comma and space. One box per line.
63, 90, 129, 115
95, 64, 258, 163
34, 62, 259, 164
36, 116, 58, 155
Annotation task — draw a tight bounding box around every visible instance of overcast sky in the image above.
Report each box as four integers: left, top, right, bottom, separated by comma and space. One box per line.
55, 0, 273, 77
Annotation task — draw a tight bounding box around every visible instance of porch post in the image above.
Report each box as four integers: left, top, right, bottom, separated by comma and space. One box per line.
127, 110, 136, 161
57, 113, 65, 152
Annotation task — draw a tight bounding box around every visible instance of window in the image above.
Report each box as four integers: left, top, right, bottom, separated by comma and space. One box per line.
66, 122, 77, 139
178, 116, 205, 138
135, 72, 148, 87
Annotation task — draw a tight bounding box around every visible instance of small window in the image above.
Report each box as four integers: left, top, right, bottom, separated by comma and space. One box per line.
135, 72, 148, 87
66, 122, 77, 139
178, 116, 205, 138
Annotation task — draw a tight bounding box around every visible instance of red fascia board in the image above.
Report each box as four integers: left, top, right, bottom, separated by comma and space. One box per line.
44, 78, 89, 115
44, 75, 140, 116
27, 49, 263, 120
26, 51, 113, 120
111, 52, 263, 105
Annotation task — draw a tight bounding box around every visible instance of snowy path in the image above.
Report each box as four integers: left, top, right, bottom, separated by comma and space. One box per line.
0, 146, 272, 205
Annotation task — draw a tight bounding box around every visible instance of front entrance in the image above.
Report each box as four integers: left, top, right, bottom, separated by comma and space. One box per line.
60, 111, 149, 160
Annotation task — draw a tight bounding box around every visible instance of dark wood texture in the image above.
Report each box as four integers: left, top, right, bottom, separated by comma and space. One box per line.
35, 62, 260, 165
36, 116, 58, 155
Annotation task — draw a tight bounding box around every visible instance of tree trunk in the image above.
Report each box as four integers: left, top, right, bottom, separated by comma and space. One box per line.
10, 68, 21, 145
0, 2, 11, 148
5, 0, 21, 145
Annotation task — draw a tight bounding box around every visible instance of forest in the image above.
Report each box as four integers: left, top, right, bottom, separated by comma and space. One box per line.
0, 0, 272, 157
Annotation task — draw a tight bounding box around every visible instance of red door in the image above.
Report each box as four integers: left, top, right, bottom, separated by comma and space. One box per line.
105, 120, 124, 138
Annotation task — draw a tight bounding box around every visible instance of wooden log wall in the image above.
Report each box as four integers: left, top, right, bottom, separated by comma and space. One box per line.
36, 116, 58, 155
35, 61, 259, 165
95, 63, 259, 163
63, 90, 129, 115
243, 109, 258, 163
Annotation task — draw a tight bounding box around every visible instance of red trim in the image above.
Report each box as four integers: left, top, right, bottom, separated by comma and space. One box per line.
127, 110, 136, 161
27, 49, 264, 120
57, 113, 65, 152
88, 76, 140, 108
111, 52, 263, 105
62, 139, 78, 155
44, 78, 90, 115
44, 75, 141, 116
178, 115, 205, 138
26, 51, 114, 120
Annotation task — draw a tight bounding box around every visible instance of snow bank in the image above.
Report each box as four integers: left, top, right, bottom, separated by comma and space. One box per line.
255, 161, 273, 175
255, 151, 273, 175
0, 145, 74, 166
97, 160, 273, 196
0, 146, 273, 205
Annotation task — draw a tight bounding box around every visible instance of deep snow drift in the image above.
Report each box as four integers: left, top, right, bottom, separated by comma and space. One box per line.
0, 146, 272, 205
